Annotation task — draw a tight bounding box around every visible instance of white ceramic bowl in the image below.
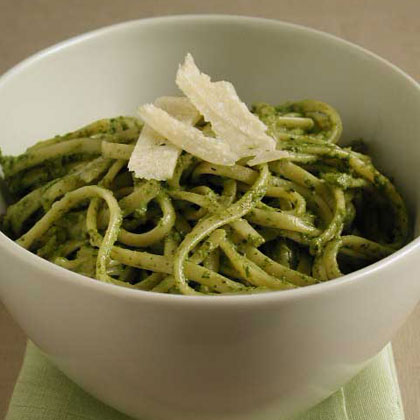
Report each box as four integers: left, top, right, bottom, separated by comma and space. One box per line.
0, 15, 419, 420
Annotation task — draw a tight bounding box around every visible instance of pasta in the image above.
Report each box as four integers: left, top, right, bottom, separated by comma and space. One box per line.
0, 102, 409, 295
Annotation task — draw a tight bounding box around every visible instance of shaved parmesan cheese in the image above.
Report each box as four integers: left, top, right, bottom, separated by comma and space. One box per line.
176, 53, 276, 158
248, 150, 292, 166
154, 96, 199, 122
128, 126, 180, 180
128, 97, 200, 180
130, 54, 288, 178
138, 104, 237, 166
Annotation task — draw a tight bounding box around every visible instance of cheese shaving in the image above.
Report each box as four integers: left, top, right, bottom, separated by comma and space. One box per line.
247, 150, 292, 166
154, 96, 199, 122
138, 104, 237, 166
176, 53, 276, 158
128, 97, 200, 180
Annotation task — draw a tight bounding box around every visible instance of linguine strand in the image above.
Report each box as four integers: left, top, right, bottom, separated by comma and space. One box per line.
0, 100, 409, 295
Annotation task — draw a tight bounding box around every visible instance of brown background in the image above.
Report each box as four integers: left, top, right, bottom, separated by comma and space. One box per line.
0, 0, 419, 419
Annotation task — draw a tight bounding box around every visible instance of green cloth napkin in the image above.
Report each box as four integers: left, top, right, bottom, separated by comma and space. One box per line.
6, 342, 405, 420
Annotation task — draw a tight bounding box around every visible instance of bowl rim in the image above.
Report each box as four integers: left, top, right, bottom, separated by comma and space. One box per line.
0, 14, 419, 307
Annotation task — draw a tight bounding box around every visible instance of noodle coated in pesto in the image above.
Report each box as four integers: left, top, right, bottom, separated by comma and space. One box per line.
0, 103, 409, 295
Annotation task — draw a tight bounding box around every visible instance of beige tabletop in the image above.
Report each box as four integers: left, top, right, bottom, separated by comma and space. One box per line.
0, 0, 419, 419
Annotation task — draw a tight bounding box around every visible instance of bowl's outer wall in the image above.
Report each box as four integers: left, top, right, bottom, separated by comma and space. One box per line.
1, 237, 420, 420
0, 16, 420, 420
